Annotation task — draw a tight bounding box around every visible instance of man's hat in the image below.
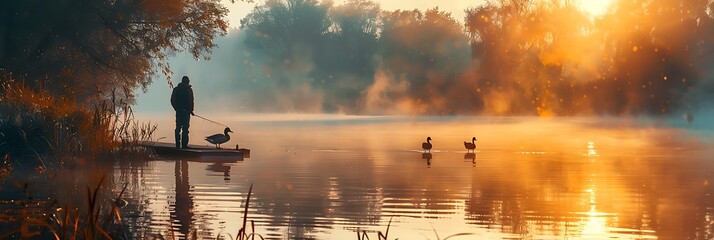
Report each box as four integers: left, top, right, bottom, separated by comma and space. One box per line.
181, 76, 190, 83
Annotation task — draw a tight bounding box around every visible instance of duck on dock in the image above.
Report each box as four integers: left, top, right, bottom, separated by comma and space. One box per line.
422, 137, 432, 153
205, 127, 233, 149
464, 137, 477, 152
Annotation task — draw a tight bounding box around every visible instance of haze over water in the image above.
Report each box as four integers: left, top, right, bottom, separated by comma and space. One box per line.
117, 114, 714, 239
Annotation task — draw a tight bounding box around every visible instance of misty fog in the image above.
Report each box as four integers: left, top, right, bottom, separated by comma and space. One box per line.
135, 0, 714, 123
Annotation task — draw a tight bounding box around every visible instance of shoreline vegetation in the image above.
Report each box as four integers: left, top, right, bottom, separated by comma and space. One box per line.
0, 175, 269, 240
0, 76, 159, 238
0, 77, 157, 165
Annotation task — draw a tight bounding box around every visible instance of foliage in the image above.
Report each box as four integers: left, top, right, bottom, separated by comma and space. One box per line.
239, 0, 470, 114
231, 0, 714, 116
0, 0, 234, 160
465, 0, 714, 116
0, 74, 156, 164
375, 8, 472, 114
321, 0, 382, 110
591, 0, 711, 115
240, 0, 335, 111
0, 0, 231, 103
466, 0, 595, 115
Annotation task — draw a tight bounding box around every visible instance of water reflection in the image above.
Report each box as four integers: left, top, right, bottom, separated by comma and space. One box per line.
422, 153, 433, 167
464, 153, 476, 166
111, 115, 714, 239
586, 141, 598, 158
171, 160, 194, 238
207, 163, 231, 181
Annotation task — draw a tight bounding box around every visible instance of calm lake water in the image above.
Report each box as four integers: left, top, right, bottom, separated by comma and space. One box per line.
110, 115, 714, 239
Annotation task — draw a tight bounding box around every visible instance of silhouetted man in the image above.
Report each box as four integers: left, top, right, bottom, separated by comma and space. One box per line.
171, 76, 194, 149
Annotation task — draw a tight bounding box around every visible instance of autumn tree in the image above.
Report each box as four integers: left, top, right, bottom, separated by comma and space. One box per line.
241, 0, 386, 112
0, 0, 232, 104
466, 0, 591, 115
376, 8, 472, 114
320, 0, 381, 111
240, 2, 471, 114
239, 0, 332, 111
241, 0, 331, 70
467, 0, 714, 116
593, 0, 713, 115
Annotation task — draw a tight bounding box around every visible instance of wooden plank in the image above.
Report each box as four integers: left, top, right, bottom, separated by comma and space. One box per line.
139, 141, 250, 159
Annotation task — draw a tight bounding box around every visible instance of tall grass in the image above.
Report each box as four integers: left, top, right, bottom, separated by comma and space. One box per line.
0, 75, 156, 165
0, 176, 129, 239
236, 184, 265, 240
356, 217, 392, 240
0, 180, 267, 239
355, 216, 477, 240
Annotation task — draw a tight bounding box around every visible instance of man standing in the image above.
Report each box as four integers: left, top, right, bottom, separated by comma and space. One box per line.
171, 76, 195, 149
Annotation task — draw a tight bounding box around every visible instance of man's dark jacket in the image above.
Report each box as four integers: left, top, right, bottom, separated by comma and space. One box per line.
171, 82, 194, 113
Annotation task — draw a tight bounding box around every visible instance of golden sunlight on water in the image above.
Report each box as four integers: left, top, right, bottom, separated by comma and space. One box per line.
116, 114, 714, 239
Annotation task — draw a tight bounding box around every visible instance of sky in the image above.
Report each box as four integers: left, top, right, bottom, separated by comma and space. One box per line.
222, 0, 614, 29
221, 0, 483, 29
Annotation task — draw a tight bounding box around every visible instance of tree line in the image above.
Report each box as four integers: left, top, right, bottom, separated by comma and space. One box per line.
232, 0, 714, 116
2, 0, 714, 116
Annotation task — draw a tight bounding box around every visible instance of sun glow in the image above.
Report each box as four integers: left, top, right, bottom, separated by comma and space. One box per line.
579, 0, 613, 16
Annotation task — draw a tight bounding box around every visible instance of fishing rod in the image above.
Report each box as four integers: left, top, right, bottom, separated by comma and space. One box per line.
193, 114, 228, 127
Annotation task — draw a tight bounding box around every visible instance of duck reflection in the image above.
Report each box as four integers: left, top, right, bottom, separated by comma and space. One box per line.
207, 162, 231, 181
422, 153, 433, 167
464, 153, 476, 166
171, 160, 194, 238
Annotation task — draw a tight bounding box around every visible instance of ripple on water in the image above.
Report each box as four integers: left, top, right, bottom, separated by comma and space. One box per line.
109, 116, 714, 239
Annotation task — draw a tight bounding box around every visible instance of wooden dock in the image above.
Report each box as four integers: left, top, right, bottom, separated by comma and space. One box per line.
139, 141, 250, 160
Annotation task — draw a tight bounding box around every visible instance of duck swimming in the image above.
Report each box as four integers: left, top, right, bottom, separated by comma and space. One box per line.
205, 127, 233, 149
422, 137, 432, 153
464, 137, 477, 152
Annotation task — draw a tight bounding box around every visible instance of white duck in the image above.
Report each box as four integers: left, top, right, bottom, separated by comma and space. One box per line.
205, 127, 233, 149
464, 137, 477, 152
